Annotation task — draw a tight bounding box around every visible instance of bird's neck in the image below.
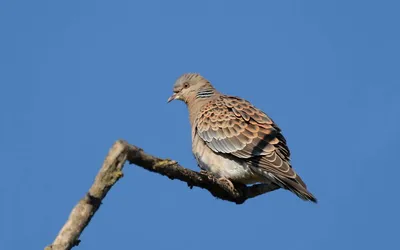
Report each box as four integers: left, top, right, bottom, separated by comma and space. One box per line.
187, 86, 219, 126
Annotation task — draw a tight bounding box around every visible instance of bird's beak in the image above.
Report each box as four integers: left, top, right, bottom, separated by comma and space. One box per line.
167, 93, 179, 103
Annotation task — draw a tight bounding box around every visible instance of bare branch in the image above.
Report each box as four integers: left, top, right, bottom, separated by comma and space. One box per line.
46, 140, 279, 250
124, 141, 279, 203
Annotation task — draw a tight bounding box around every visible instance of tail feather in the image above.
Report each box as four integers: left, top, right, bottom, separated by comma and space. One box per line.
275, 176, 317, 203
250, 166, 317, 203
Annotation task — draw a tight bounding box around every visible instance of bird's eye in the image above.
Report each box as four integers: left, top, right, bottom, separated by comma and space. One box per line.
183, 82, 189, 88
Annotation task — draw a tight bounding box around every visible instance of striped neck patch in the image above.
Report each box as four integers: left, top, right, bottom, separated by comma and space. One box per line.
196, 88, 215, 99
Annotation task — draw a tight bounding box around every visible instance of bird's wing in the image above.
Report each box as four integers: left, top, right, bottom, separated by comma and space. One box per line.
195, 96, 316, 201
196, 96, 294, 177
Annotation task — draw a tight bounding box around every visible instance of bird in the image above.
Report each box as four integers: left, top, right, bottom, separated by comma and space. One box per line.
167, 73, 317, 203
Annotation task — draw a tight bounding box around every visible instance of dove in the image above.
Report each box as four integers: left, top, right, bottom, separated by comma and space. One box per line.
168, 73, 317, 203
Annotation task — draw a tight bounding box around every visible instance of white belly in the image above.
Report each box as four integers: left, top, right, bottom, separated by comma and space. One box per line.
192, 134, 261, 184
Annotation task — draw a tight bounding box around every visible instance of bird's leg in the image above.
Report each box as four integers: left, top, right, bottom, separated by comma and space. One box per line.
218, 177, 236, 191
196, 160, 209, 175
198, 168, 236, 191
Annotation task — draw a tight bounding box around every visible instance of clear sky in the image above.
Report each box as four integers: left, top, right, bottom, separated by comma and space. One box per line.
1, 1, 399, 249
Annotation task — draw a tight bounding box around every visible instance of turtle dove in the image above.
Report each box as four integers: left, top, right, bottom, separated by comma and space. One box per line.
168, 73, 317, 203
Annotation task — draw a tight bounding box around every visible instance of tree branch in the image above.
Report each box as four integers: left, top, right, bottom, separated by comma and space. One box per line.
46, 140, 279, 250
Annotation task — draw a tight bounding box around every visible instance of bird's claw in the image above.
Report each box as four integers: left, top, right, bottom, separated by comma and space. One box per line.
199, 170, 209, 175
218, 177, 236, 191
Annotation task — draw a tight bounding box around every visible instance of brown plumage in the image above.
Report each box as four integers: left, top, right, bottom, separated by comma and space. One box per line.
168, 73, 317, 203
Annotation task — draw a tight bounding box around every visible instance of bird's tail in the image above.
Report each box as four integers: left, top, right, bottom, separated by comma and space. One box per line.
275, 175, 318, 203
250, 164, 317, 203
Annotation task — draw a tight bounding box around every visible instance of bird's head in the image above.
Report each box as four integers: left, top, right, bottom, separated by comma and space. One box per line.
167, 73, 214, 104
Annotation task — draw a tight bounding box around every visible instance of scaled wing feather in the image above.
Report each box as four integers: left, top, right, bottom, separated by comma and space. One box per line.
195, 96, 305, 186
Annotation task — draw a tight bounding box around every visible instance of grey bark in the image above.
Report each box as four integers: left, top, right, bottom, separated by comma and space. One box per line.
46, 140, 279, 250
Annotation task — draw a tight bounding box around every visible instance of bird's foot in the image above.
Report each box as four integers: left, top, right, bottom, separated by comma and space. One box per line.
199, 170, 209, 175
218, 177, 236, 191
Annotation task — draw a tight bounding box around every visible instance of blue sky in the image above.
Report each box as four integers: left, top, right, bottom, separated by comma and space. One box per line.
1, 1, 399, 249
